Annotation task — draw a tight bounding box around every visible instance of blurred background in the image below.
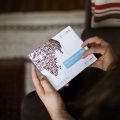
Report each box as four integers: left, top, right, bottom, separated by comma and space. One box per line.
0, 0, 85, 120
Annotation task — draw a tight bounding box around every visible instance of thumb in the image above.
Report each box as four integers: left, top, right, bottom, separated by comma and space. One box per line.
40, 76, 56, 92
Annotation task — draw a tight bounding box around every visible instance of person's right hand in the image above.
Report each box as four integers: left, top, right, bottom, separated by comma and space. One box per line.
32, 65, 74, 120
81, 36, 118, 71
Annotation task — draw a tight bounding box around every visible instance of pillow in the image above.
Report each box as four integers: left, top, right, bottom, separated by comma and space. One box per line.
91, 0, 120, 28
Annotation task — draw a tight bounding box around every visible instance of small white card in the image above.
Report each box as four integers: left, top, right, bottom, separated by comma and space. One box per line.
28, 26, 97, 90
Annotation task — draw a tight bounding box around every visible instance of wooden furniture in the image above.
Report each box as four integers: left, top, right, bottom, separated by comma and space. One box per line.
0, 60, 25, 120
0, 0, 85, 13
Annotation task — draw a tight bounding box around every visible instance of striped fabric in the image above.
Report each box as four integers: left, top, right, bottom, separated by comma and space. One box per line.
91, 0, 120, 28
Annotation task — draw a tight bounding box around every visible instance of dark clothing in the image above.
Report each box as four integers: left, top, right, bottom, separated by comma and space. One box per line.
21, 67, 105, 120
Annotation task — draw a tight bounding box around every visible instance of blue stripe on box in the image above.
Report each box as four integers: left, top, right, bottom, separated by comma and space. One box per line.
63, 48, 86, 69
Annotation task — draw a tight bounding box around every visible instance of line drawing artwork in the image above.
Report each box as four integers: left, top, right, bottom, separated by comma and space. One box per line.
29, 39, 63, 76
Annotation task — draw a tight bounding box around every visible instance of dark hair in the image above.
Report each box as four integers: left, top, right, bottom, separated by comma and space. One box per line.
82, 63, 120, 120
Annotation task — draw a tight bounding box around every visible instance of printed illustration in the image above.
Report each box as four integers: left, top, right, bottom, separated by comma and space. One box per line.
29, 39, 63, 76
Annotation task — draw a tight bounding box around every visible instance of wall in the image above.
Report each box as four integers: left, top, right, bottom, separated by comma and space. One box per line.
0, 11, 85, 94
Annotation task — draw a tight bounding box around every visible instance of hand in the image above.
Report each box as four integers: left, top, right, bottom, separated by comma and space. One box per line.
32, 65, 65, 114
81, 36, 118, 71
32, 65, 74, 120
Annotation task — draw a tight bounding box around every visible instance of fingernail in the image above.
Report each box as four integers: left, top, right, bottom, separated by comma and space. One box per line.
82, 55, 85, 59
82, 54, 84, 58
40, 76, 44, 80
81, 44, 84, 48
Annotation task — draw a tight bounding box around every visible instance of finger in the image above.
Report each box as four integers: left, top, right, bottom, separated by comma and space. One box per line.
32, 64, 45, 95
81, 36, 103, 48
40, 76, 56, 92
40, 75, 46, 81
82, 46, 105, 58
64, 83, 70, 87
90, 59, 104, 70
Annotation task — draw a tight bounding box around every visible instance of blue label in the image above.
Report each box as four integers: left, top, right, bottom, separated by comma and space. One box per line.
63, 48, 86, 69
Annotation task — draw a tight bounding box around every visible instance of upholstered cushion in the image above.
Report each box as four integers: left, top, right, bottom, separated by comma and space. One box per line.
91, 0, 120, 28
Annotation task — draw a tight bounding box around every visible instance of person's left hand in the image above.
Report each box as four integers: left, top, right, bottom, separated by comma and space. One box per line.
32, 65, 65, 115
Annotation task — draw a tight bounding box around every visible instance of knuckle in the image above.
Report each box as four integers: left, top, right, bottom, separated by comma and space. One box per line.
94, 36, 99, 39
91, 47, 95, 53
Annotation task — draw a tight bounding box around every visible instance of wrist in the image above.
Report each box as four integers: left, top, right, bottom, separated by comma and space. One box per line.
49, 108, 74, 120
108, 55, 119, 71
48, 107, 65, 117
